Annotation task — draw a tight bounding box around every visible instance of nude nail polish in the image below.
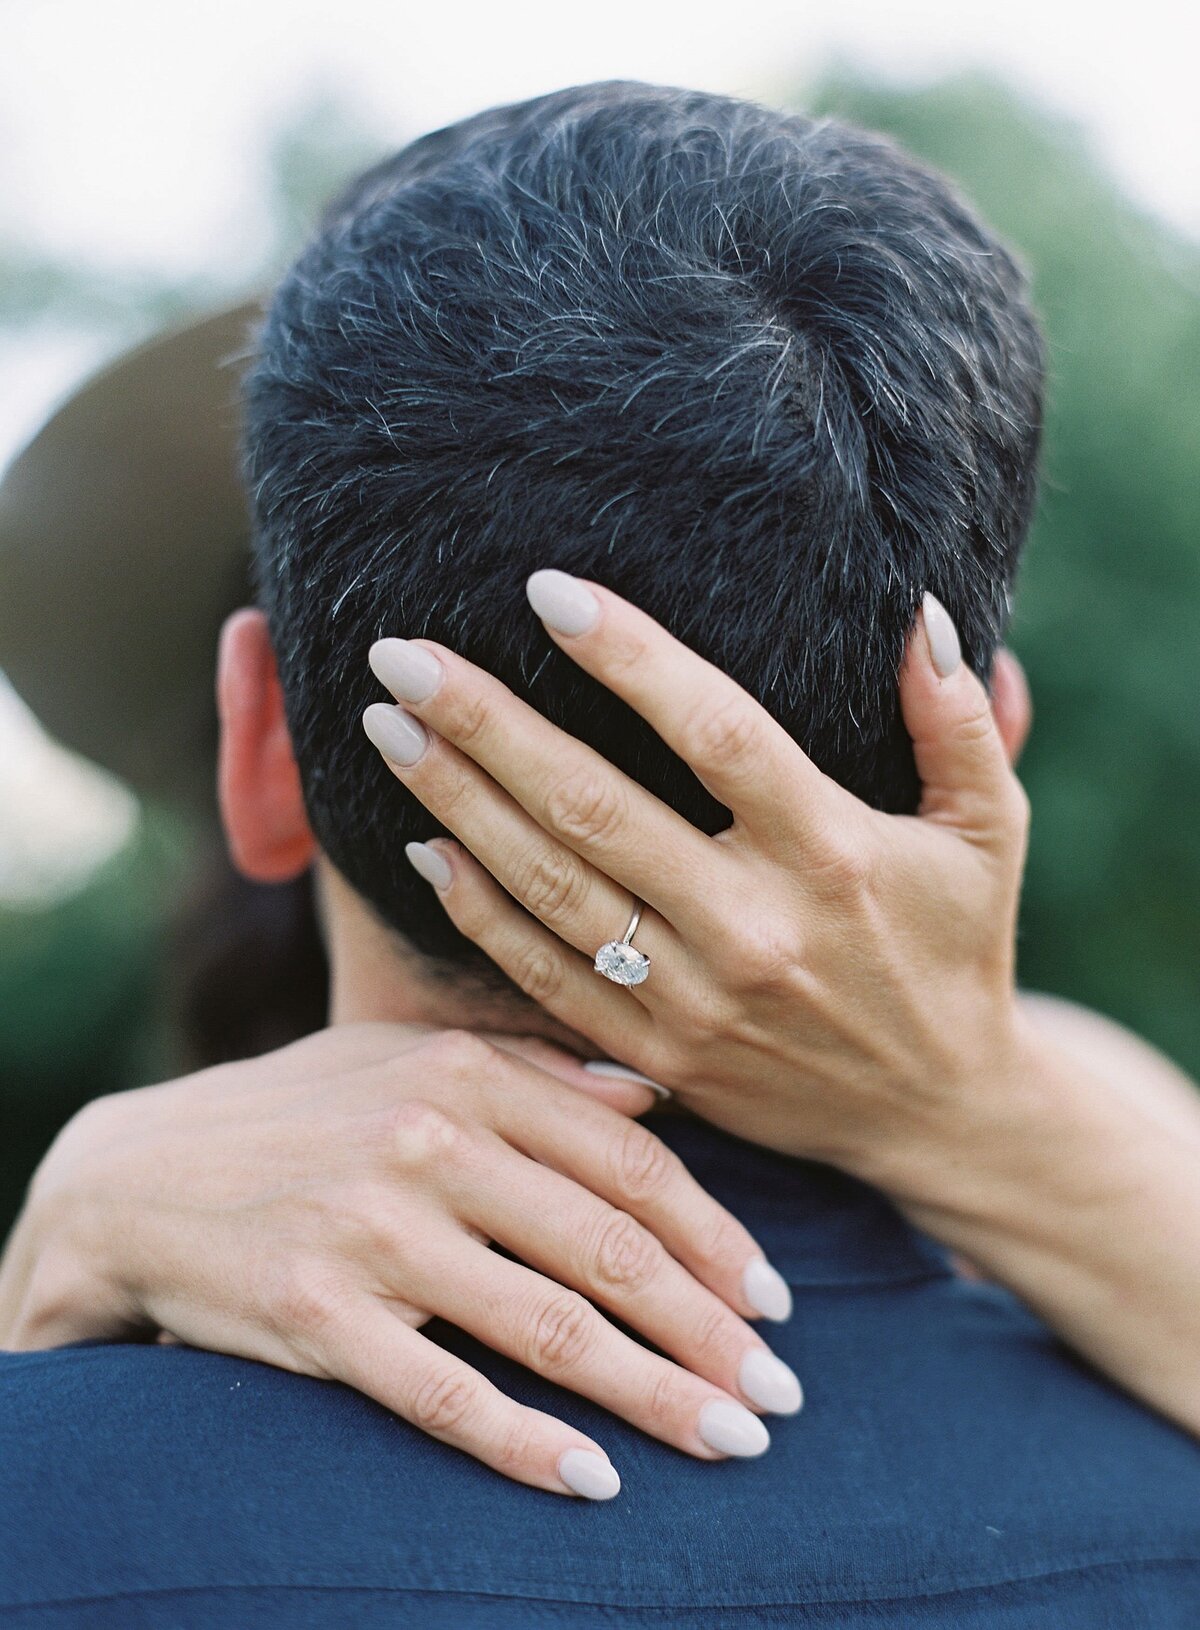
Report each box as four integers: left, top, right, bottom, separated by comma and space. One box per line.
922, 592, 962, 679
582, 1061, 672, 1101
697, 1399, 770, 1458
526, 569, 600, 636
558, 1448, 621, 1499
369, 638, 444, 703
361, 703, 428, 766
743, 1257, 793, 1323
739, 1349, 803, 1416
405, 841, 452, 891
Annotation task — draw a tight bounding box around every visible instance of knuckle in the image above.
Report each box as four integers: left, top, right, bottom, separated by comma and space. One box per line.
387, 1099, 462, 1168
544, 767, 626, 849
268, 1263, 345, 1341
669, 987, 742, 1052
724, 917, 805, 991
507, 942, 565, 1007
443, 688, 493, 750
682, 694, 760, 770
602, 629, 651, 682
951, 700, 997, 750
611, 1124, 677, 1204
690, 1301, 737, 1366
644, 1365, 683, 1432
439, 880, 488, 938
420, 1028, 494, 1079
810, 839, 872, 902
694, 1208, 749, 1274
510, 847, 589, 926
589, 1211, 663, 1295
528, 1291, 597, 1374
409, 1366, 481, 1435
492, 1417, 542, 1477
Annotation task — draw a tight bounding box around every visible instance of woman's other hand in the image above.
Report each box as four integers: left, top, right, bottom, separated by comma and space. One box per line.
0, 1023, 798, 1498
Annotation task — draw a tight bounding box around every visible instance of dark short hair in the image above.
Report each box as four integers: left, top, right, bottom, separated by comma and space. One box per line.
244, 80, 1044, 968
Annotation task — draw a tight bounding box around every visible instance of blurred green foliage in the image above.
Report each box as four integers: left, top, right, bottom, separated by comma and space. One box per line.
810, 73, 1200, 1072
1, 76, 1197, 1232
0, 817, 185, 1222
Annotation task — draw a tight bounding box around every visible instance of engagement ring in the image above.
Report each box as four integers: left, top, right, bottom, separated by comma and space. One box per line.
594, 901, 651, 987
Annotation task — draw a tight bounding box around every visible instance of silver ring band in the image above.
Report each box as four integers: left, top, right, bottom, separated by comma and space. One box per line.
593, 899, 651, 987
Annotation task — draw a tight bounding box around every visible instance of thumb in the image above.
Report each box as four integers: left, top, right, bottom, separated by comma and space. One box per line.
484, 1034, 665, 1116
899, 593, 1028, 849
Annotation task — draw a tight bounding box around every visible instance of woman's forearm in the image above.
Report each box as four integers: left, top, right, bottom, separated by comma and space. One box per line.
879, 999, 1200, 1435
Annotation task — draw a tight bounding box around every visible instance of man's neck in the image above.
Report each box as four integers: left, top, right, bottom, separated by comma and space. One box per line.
317, 861, 588, 1049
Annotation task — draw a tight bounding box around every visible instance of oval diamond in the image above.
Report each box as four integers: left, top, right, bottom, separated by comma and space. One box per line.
593, 940, 651, 986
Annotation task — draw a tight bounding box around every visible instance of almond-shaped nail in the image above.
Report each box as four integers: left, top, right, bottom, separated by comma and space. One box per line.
526, 569, 600, 636
582, 1061, 672, 1101
405, 841, 452, 891
362, 703, 428, 766
369, 638, 444, 704
922, 592, 962, 679
739, 1349, 803, 1416
697, 1399, 770, 1458
558, 1448, 621, 1500
743, 1257, 792, 1323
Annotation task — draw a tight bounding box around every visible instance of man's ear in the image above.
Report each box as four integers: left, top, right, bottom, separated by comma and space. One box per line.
216, 608, 316, 881
990, 647, 1033, 768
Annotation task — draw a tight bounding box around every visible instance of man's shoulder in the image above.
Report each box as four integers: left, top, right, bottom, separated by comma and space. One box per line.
2, 1299, 1200, 1628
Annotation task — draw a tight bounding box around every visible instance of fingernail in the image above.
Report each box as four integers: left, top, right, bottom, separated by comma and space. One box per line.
697, 1399, 770, 1458
362, 703, 428, 766
922, 593, 962, 679
743, 1257, 792, 1323
369, 638, 444, 704
739, 1349, 803, 1416
527, 569, 600, 637
558, 1448, 621, 1500
405, 841, 453, 891
582, 1060, 672, 1102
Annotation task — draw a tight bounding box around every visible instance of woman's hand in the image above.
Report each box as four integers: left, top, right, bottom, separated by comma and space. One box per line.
361, 572, 1030, 1183
362, 572, 1200, 1440
0, 1022, 800, 1498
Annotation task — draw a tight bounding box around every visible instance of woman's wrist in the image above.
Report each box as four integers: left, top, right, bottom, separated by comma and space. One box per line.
860, 1013, 1200, 1434
861, 1010, 1135, 1232
822, 994, 1036, 1202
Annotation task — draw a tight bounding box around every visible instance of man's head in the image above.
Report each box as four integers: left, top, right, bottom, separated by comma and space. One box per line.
229, 80, 1044, 978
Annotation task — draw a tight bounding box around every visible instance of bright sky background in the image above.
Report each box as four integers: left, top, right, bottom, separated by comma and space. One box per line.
1, 0, 1196, 462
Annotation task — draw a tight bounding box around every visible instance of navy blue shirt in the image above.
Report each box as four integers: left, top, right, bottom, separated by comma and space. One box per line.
3, 1114, 1199, 1626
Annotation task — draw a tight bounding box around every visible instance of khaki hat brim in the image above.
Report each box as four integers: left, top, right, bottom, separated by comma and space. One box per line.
0, 301, 264, 821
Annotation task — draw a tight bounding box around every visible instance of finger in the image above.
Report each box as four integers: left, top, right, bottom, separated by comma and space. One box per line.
408, 838, 660, 1063
322, 1299, 622, 1498
429, 1237, 773, 1460
365, 637, 717, 927
524, 569, 844, 848
990, 647, 1033, 767
482, 1047, 793, 1327
899, 594, 1030, 851
450, 1135, 802, 1419
363, 707, 697, 1000
483, 1033, 662, 1116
